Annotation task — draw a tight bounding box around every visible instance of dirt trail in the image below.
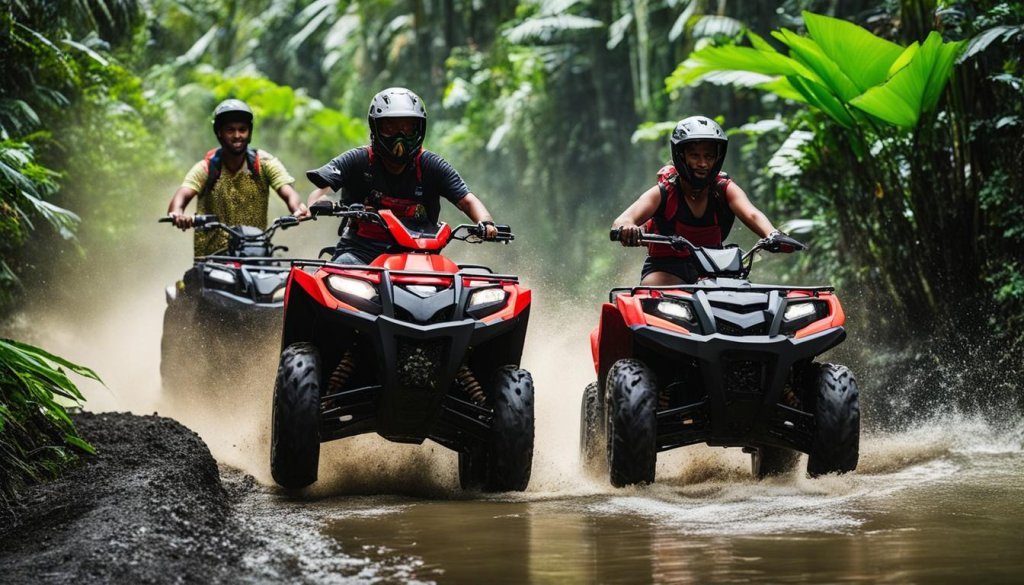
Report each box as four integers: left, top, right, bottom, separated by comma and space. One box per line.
0, 412, 313, 584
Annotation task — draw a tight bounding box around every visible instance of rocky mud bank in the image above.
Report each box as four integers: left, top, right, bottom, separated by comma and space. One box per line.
0, 412, 303, 584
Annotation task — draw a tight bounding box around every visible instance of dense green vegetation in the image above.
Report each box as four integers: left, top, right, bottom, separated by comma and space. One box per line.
1, 0, 1021, 494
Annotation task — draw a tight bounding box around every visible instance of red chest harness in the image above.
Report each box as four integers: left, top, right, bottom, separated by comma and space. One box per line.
355, 146, 426, 240
644, 165, 733, 258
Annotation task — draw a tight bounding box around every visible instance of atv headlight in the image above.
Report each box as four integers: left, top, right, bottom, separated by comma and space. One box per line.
779, 300, 829, 336
271, 286, 286, 302
657, 300, 693, 322
206, 267, 236, 285
326, 275, 378, 301
784, 301, 817, 321
640, 297, 701, 332
466, 287, 508, 319
468, 287, 506, 308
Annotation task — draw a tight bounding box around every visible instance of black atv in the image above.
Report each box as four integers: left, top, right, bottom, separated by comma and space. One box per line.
159, 214, 299, 394
582, 229, 859, 486
270, 203, 534, 492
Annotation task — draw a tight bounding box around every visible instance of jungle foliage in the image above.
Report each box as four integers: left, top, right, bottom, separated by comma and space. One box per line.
0, 0, 1022, 494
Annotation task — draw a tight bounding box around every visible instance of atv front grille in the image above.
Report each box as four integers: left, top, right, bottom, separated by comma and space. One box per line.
394, 306, 456, 325
724, 360, 765, 394
716, 321, 767, 336
396, 337, 446, 390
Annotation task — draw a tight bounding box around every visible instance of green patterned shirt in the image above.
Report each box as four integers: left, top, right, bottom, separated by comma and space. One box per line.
182, 149, 295, 256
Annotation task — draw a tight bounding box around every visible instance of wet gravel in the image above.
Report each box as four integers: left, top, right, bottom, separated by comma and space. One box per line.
0, 412, 314, 584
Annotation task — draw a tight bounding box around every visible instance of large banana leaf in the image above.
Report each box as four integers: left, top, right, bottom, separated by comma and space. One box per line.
850, 32, 966, 127
667, 11, 965, 131
802, 11, 904, 92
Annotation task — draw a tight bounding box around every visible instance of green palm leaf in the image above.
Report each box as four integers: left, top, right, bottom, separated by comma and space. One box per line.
802, 11, 904, 92
850, 32, 965, 127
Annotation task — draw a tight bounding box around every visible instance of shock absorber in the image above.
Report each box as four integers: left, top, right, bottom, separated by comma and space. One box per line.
455, 365, 486, 405
659, 389, 671, 410
328, 350, 356, 393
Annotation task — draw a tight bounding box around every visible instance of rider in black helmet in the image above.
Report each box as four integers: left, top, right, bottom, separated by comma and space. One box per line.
167, 98, 308, 256
612, 115, 786, 285
306, 87, 499, 264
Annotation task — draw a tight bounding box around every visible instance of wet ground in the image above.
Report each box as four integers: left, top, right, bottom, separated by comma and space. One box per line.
247, 417, 1024, 584
4, 223, 1022, 583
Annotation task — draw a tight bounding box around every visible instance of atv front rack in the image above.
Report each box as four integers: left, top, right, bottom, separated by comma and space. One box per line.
289, 260, 520, 284
608, 284, 834, 303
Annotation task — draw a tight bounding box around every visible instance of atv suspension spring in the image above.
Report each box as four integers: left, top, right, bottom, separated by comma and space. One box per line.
659, 389, 671, 409
328, 351, 355, 392
456, 365, 486, 405
782, 386, 802, 409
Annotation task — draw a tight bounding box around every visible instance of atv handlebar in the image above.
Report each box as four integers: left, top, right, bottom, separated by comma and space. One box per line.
159, 214, 299, 239
610, 227, 805, 257
609, 227, 696, 252
307, 201, 515, 244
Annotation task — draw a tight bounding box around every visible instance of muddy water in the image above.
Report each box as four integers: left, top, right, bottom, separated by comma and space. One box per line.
16, 217, 1024, 584
252, 420, 1020, 585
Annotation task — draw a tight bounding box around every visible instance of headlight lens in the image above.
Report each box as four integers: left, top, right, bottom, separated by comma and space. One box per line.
657, 300, 693, 321
468, 287, 506, 308
784, 301, 817, 321
779, 300, 829, 336
271, 287, 286, 302
326, 275, 378, 300
206, 268, 236, 285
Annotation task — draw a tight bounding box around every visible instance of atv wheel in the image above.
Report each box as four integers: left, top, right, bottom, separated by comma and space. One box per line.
270, 342, 322, 489
579, 381, 606, 476
459, 366, 534, 492
751, 445, 799, 479
806, 363, 860, 477
606, 359, 657, 487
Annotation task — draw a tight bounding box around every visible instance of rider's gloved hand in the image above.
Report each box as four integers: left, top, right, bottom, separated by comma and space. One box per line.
478, 220, 498, 241
169, 211, 194, 231
619, 225, 643, 247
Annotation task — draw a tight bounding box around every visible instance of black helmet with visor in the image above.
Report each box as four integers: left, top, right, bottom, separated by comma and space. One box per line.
368, 87, 427, 166
670, 116, 728, 189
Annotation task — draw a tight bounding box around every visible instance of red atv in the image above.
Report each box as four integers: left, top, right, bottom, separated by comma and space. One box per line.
581, 229, 859, 486
271, 203, 534, 492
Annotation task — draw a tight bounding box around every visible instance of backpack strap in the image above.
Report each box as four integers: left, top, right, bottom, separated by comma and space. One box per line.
200, 147, 263, 197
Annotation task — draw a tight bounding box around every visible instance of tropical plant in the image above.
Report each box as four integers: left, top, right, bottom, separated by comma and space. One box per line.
0, 339, 98, 506
666, 10, 972, 337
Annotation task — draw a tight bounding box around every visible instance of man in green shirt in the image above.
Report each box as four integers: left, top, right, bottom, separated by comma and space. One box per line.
167, 99, 308, 256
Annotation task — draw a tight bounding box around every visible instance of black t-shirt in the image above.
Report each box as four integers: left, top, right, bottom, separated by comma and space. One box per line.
306, 147, 471, 225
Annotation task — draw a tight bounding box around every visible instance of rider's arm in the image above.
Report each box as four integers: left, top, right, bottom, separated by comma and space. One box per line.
306, 186, 333, 206
455, 194, 498, 239
723, 182, 775, 238
167, 187, 198, 230
260, 152, 309, 218
612, 185, 661, 246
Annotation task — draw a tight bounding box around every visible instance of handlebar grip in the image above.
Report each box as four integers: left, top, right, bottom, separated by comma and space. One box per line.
158, 217, 174, 223
609, 228, 622, 242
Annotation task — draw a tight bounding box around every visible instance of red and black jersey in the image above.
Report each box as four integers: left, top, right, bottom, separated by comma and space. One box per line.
306, 147, 470, 240
644, 165, 735, 258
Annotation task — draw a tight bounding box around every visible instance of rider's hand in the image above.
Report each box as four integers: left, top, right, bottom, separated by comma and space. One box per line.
619, 225, 643, 247
170, 212, 193, 231
293, 203, 310, 220
478, 220, 497, 241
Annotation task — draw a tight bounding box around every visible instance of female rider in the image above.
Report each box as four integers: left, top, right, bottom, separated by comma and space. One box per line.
612, 115, 784, 285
